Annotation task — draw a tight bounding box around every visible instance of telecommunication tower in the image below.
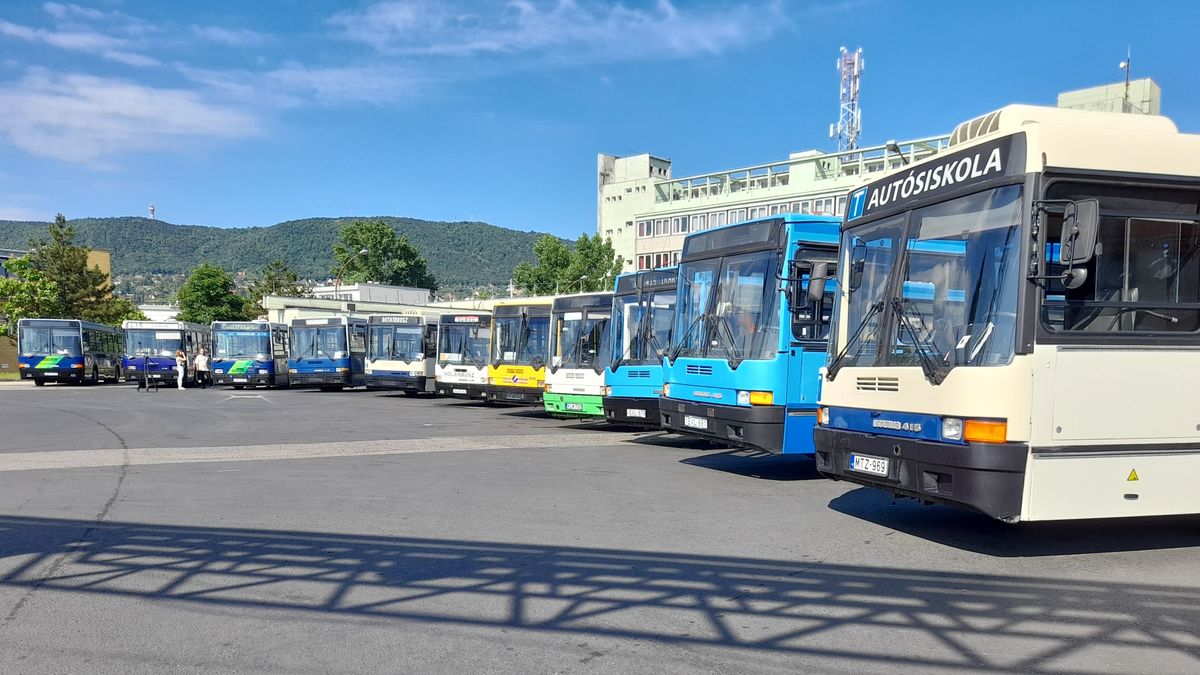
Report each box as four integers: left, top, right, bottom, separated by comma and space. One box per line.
829, 46, 864, 152
148, 203, 156, 219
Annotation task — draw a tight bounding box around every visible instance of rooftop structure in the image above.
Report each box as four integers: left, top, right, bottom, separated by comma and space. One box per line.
1057, 78, 1161, 115
310, 282, 432, 305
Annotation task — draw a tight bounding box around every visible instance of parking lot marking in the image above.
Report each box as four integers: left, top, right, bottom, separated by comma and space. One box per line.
0, 431, 644, 473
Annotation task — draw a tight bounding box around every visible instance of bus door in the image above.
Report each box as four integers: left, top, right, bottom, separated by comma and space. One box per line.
424, 321, 438, 381
272, 326, 289, 385
784, 252, 837, 448
349, 322, 367, 385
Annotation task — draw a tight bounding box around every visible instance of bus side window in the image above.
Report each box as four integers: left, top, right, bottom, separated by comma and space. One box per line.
351, 326, 366, 352
424, 325, 437, 358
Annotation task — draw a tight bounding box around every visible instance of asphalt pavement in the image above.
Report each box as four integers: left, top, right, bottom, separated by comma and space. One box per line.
0, 380, 1197, 673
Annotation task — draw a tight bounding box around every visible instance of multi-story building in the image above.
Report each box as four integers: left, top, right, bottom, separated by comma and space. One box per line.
598, 137, 949, 271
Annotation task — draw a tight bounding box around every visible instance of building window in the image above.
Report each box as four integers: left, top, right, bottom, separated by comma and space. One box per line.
637, 220, 651, 238
836, 196, 847, 216
654, 218, 668, 236
690, 214, 706, 231
729, 208, 746, 224
637, 254, 651, 270
671, 251, 680, 265
790, 201, 801, 212
800, 201, 811, 214
671, 216, 688, 235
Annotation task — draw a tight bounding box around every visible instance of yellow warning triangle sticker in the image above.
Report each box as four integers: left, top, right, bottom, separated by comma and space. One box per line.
1127, 469, 1139, 482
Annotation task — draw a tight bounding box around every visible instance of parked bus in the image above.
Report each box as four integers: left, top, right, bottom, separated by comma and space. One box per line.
287, 316, 367, 391
17, 318, 123, 386
210, 320, 289, 388
435, 311, 491, 400
815, 104, 1200, 522
122, 320, 210, 386
603, 268, 676, 427
660, 214, 839, 453
486, 297, 552, 405
365, 312, 439, 395
544, 292, 613, 418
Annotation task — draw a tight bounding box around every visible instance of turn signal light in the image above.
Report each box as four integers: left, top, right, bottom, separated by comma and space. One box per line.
72, 363, 84, 369
818, 407, 830, 426
964, 419, 1007, 444
749, 391, 774, 406
662, 383, 671, 397
17, 363, 26, 369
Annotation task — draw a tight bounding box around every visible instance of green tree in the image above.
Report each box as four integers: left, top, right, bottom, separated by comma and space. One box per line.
177, 264, 253, 324
332, 220, 438, 291
512, 234, 623, 295
26, 214, 114, 320
247, 260, 307, 315
0, 257, 62, 338
87, 296, 146, 326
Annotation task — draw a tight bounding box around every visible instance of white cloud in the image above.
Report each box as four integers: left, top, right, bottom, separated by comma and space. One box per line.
0, 204, 49, 221
42, 2, 108, 21
328, 0, 787, 62
191, 24, 271, 47
179, 63, 423, 107
0, 18, 157, 67
0, 70, 261, 165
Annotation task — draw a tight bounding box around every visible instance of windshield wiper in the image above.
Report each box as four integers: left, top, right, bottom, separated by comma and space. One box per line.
669, 314, 706, 360
889, 298, 946, 385
707, 314, 743, 367
826, 301, 883, 381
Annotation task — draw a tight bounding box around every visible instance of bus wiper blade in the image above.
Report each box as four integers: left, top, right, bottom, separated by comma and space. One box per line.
889, 298, 946, 385
708, 314, 743, 366
669, 314, 705, 360
826, 300, 883, 381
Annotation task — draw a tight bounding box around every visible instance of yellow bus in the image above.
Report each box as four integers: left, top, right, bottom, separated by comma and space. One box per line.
486, 296, 553, 405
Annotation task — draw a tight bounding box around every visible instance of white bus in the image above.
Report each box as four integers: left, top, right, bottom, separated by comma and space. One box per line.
814, 105, 1200, 522
365, 312, 439, 395
434, 311, 491, 400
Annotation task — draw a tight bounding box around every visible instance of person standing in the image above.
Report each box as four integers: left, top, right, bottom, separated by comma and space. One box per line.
175, 348, 187, 390
195, 348, 211, 389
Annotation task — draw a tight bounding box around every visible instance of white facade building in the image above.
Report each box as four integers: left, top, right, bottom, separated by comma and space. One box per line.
310, 282, 431, 305
598, 137, 950, 272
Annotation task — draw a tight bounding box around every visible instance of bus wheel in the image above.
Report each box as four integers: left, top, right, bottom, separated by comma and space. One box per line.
33, 379, 45, 387
91, 366, 99, 384
403, 390, 419, 397
233, 385, 245, 390
319, 385, 341, 392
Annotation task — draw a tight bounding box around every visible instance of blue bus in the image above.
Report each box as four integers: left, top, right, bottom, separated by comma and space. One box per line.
17, 318, 124, 386
603, 268, 677, 427
210, 320, 290, 388
660, 214, 839, 453
288, 316, 367, 391
122, 320, 210, 385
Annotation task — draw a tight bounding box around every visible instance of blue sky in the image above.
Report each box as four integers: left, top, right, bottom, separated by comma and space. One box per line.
0, 1, 1197, 238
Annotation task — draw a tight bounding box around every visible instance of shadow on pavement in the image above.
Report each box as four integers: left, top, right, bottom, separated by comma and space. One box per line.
500, 408, 550, 419
0, 515, 1197, 672
680, 449, 824, 481
627, 433, 722, 451
829, 486, 1200, 557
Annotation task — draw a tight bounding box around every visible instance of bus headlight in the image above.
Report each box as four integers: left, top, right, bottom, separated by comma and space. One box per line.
749, 391, 773, 406
818, 407, 830, 426
335, 367, 349, 373
289, 368, 297, 374
737, 391, 750, 405
258, 369, 269, 375
602, 386, 611, 396
17, 363, 27, 369
941, 417, 963, 441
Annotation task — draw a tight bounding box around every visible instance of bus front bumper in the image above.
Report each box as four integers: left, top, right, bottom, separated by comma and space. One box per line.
486, 385, 543, 405
603, 396, 661, 427
544, 392, 604, 418
214, 373, 273, 386
437, 382, 487, 399
289, 374, 350, 387
22, 369, 83, 382
813, 427, 1027, 521
366, 373, 426, 391
659, 399, 784, 453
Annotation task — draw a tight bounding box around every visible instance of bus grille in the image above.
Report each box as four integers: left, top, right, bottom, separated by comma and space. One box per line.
628, 370, 651, 379
856, 376, 899, 392
685, 364, 713, 376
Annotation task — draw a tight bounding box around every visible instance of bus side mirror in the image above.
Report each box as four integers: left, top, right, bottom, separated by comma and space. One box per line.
1059, 199, 1099, 265
806, 261, 829, 304
848, 242, 866, 291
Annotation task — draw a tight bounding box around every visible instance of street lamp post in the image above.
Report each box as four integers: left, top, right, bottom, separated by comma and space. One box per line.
577, 275, 589, 293
334, 248, 369, 299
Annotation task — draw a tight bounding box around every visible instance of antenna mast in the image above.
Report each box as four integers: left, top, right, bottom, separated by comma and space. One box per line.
148, 203, 156, 219
830, 47, 864, 152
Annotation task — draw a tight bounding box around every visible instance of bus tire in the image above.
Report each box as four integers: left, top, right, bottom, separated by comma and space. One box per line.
233, 385, 245, 390
33, 378, 45, 387
319, 385, 341, 392
403, 390, 419, 397
91, 366, 99, 384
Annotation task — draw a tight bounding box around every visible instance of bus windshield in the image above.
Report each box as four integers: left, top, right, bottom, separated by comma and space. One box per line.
834, 185, 1023, 376
492, 314, 549, 366
551, 310, 611, 371
674, 250, 780, 362
126, 329, 181, 357
613, 290, 675, 366
214, 331, 270, 359
369, 325, 423, 362
291, 326, 347, 360
439, 324, 489, 366
19, 325, 81, 356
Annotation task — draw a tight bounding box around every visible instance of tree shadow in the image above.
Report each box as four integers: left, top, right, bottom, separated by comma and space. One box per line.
1, 515, 1196, 672
500, 408, 550, 419
829, 486, 1200, 557
680, 449, 825, 481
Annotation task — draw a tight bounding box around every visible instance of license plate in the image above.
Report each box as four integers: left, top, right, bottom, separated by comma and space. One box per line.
505, 393, 524, 400
233, 378, 247, 383
683, 414, 708, 430
626, 408, 646, 419
565, 402, 584, 411
452, 388, 467, 394
849, 453, 889, 476
44, 373, 57, 377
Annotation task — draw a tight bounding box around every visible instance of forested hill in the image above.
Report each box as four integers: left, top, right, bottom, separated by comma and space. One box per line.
0, 216, 552, 288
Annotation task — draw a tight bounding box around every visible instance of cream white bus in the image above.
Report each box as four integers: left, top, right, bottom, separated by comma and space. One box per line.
814, 105, 1200, 522
434, 311, 491, 400
365, 311, 439, 395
